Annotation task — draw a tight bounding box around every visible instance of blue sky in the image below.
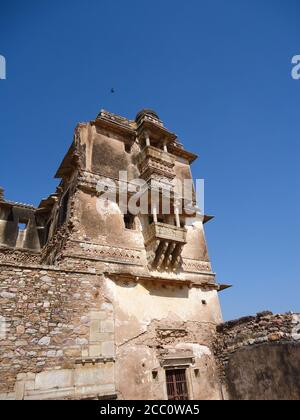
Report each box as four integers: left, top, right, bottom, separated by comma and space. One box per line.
0, 0, 299, 320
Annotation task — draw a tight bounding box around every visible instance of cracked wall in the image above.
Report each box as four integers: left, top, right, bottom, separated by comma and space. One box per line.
0, 109, 225, 400
104, 275, 222, 400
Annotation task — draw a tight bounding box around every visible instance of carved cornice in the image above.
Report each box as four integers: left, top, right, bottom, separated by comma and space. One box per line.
108, 272, 218, 290
92, 110, 136, 140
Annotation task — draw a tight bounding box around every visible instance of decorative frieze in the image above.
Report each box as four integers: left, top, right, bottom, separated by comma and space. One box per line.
182, 259, 212, 273
77, 242, 144, 264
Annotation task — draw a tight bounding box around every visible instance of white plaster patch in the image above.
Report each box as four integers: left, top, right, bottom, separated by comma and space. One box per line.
0, 316, 6, 339
292, 314, 300, 341
35, 369, 73, 390
112, 279, 221, 334
175, 343, 212, 358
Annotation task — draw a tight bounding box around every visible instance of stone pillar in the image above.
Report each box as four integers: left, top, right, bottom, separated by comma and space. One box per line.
174, 206, 181, 228
163, 142, 168, 153
0, 187, 4, 201
145, 132, 151, 147
153, 206, 158, 223
15, 375, 26, 400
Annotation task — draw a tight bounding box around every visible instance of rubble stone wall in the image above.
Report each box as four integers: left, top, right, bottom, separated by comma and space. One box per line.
215, 312, 300, 400
0, 262, 116, 400
0, 260, 223, 400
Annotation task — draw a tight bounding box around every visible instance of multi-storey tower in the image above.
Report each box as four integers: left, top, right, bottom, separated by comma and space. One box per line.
0, 110, 226, 400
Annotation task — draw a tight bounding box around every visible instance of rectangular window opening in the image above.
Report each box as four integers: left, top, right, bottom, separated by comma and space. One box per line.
166, 369, 189, 401
124, 213, 135, 230
18, 221, 28, 231
152, 371, 158, 381
180, 218, 186, 228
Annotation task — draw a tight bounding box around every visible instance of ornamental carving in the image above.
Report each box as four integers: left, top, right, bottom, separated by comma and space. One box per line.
182, 259, 212, 273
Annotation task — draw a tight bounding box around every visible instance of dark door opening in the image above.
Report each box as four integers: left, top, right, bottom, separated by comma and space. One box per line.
166, 369, 189, 400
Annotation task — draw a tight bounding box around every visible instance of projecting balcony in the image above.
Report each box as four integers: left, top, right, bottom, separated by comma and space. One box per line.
143, 222, 187, 245
143, 222, 187, 270
138, 146, 176, 184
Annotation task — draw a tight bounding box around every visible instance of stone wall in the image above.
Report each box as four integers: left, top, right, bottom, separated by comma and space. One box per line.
0, 260, 223, 400
215, 312, 300, 400
0, 262, 116, 400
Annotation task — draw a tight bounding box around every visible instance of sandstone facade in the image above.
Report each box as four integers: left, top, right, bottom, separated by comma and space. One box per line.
0, 110, 225, 400
1, 109, 298, 400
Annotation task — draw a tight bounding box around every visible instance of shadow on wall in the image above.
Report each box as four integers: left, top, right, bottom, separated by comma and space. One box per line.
226, 342, 300, 400
146, 283, 189, 299
1, 207, 41, 251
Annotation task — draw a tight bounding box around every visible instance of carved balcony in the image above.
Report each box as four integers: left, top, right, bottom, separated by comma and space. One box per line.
143, 222, 187, 271
138, 146, 176, 186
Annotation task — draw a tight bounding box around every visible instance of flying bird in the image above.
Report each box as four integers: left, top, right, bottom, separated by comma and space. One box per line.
111, 88, 115, 94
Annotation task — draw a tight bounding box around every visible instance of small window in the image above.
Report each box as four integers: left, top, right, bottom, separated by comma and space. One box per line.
124, 213, 135, 230
152, 371, 158, 381
18, 221, 28, 231
166, 369, 189, 401
180, 219, 186, 228
125, 143, 131, 153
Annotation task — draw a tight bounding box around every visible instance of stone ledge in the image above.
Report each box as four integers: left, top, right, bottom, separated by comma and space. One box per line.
0, 261, 99, 275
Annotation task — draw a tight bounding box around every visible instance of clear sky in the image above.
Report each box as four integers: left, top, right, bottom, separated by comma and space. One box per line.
0, 0, 299, 320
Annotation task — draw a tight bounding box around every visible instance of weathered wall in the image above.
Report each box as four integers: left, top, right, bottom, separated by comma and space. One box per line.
0, 263, 116, 400
182, 223, 210, 262
105, 276, 222, 400
215, 312, 300, 400
0, 262, 222, 400
0, 109, 225, 400
77, 124, 138, 181
73, 190, 146, 250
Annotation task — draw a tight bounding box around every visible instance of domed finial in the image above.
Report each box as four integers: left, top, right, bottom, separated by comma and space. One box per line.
135, 109, 160, 123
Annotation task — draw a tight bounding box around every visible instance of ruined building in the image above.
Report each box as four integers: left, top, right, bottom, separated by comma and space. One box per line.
0, 109, 299, 400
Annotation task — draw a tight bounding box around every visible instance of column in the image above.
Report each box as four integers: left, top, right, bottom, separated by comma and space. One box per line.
153, 206, 158, 223
174, 205, 181, 228
145, 132, 151, 147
